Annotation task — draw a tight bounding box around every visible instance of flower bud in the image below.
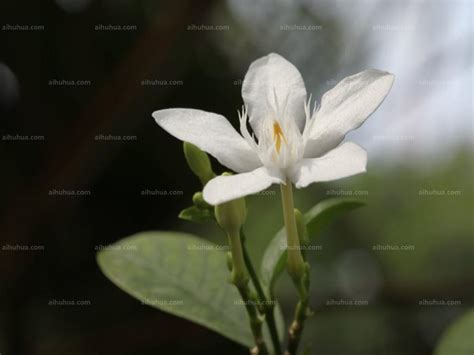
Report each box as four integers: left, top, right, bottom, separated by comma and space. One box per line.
214, 174, 247, 232
183, 142, 215, 185
192, 192, 211, 210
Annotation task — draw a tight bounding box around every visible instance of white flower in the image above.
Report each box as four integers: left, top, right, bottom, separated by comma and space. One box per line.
153, 53, 394, 205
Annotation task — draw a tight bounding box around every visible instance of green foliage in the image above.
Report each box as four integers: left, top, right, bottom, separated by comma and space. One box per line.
97, 231, 285, 350
434, 309, 474, 355
260, 198, 365, 293
97, 232, 253, 346
304, 198, 365, 236
353, 152, 473, 286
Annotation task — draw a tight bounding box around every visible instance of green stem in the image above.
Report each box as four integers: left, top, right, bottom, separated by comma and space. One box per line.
227, 228, 268, 355
280, 180, 305, 284
285, 276, 310, 355
228, 228, 248, 286
280, 180, 311, 355
241, 230, 282, 355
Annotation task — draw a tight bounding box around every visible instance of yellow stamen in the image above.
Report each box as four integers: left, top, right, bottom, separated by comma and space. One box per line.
273, 121, 287, 154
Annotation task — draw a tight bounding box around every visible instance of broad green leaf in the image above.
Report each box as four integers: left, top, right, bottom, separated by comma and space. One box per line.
97, 231, 283, 351
434, 309, 474, 355
261, 198, 365, 290
178, 205, 214, 223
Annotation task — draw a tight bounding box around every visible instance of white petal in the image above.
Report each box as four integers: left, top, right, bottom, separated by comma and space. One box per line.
203, 167, 283, 205
304, 69, 394, 158
153, 108, 261, 173
242, 53, 307, 137
291, 142, 367, 188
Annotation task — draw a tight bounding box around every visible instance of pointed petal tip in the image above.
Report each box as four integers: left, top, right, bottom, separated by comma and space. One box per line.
369, 69, 395, 85
151, 109, 167, 124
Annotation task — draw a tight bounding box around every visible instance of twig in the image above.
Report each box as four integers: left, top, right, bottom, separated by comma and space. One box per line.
241, 230, 282, 355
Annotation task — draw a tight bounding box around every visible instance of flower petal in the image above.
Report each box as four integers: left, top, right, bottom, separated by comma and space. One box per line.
153, 108, 261, 173
304, 69, 394, 158
242, 53, 307, 137
203, 167, 283, 205
291, 142, 367, 188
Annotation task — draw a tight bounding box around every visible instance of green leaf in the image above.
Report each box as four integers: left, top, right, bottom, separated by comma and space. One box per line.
97, 232, 255, 347
304, 198, 365, 236
178, 205, 214, 223
261, 229, 287, 292
98, 231, 284, 352
260, 198, 365, 290
434, 309, 474, 355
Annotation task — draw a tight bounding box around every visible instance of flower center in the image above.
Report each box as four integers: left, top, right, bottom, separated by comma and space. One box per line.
273, 121, 287, 154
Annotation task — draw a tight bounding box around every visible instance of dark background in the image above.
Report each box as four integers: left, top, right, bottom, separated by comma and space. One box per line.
1, 1, 472, 354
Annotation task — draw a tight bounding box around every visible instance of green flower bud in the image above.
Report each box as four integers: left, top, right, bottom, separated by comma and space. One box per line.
183, 142, 215, 185
192, 192, 211, 209
215, 198, 247, 233
215, 177, 247, 232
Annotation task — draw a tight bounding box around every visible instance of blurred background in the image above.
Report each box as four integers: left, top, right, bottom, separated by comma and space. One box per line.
0, 0, 472, 354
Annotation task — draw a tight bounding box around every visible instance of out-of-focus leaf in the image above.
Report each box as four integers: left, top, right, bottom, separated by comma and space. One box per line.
260, 198, 365, 290
304, 198, 365, 236
434, 309, 474, 355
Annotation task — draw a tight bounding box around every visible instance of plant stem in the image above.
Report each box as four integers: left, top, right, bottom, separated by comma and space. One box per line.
227, 228, 269, 355
285, 285, 310, 355
241, 229, 282, 355
279, 180, 305, 283
280, 180, 311, 355
228, 227, 248, 285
